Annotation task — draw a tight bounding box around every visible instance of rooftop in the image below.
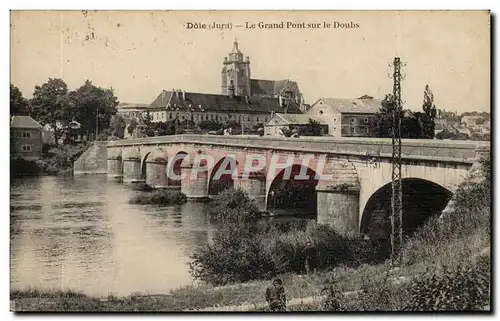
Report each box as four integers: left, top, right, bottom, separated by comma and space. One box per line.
10, 115, 43, 129
148, 90, 302, 115
312, 98, 382, 114
267, 113, 327, 125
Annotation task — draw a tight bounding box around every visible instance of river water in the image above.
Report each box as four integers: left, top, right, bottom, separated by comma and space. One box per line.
10, 175, 218, 297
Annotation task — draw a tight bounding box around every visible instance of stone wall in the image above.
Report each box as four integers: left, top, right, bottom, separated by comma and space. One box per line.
73, 141, 108, 175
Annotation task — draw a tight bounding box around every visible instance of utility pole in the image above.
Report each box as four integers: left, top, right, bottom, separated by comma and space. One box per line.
95, 107, 99, 142
390, 57, 404, 266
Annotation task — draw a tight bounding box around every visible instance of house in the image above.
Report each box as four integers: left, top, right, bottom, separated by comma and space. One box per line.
461, 115, 483, 128
264, 113, 328, 136
42, 120, 84, 145
10, 115, 43, 161
306, 98, 381, 137
116, 102, 150, 121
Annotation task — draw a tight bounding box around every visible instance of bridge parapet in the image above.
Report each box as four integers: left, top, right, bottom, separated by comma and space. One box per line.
108, 135, 488, 164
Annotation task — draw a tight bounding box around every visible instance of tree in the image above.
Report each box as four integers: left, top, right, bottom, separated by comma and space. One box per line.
68, 80, 119, 140
372, 94, 428, 139
10, 84, 29, 116
198, 120, 223, 131
108, 114, 127, 139
30, 78, 70, 145
421, 85, 437, 139
298, 118, 323, 136
371, 94, 399, 138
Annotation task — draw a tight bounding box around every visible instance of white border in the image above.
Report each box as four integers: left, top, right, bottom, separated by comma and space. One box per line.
2, 1, 498, 321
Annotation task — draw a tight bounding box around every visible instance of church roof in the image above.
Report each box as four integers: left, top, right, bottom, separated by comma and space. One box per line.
250, 79, 296, 96
149, 90, 302, 114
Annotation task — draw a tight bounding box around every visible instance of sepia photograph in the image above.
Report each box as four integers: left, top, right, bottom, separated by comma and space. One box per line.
8, 9, 492, 312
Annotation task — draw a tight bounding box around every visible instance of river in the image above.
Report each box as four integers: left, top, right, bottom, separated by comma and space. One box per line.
10, 175, 218, 297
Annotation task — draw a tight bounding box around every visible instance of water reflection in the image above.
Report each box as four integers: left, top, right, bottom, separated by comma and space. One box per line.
10, 176, 215, 297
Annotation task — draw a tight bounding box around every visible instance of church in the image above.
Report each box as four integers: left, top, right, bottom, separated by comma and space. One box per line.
118, 39, 306, 132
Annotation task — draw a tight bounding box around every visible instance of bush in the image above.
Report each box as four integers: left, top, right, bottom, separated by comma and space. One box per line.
131, 182, 153, 192
404, 254, 490, 311
207, 188, 260, 223
128, 190, 187, 205
10, 157, 42, 177
402, 153, 491, 265
190, 189, 385, 285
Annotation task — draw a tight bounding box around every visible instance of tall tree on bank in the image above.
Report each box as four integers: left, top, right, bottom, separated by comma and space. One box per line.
30, 78, 70, 144
10, 84, 30, 116
68, 80, 119, 139
371, 93, 424, 139
421, 85, 437, 139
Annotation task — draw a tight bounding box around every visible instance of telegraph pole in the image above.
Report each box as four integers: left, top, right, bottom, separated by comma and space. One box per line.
390, 57, 404, 266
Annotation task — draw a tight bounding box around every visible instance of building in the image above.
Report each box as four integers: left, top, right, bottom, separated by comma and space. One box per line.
221, 39, 303, 107
10, 115, 43, 160
264, 113, 328, 136
117, 40, 305, 134
116, 103, 150, 121
461, 115, 484, 128
306, 98, 381, 137
146, 89, 301, 131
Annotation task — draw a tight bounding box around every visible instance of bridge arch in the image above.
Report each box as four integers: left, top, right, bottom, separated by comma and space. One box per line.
208, 155, 239, 196
266, 164, 319, 216
360, 178, 453, 240
167, 151, 188, 187
141, 152, 152, 180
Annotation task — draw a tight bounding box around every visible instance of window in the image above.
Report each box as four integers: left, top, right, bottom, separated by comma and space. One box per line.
169, 113, 172, 119
211, 114, 214, 120
247, 117, 250, 122
319, 110, 323, 115
350, 127, 355, 135
257, 116, 260, 122
22, 132, 31, 138
351, 117, 355, 123
364, 118, 369, 124
182, 115, 185, 120
333, 118, 337, 123
21, 145, 32, 152
366, 127, 370, 134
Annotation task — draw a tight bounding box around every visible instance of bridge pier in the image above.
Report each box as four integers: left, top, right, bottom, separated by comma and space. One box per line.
145, 154, 169, 188
107, 156, 123, 181
123, 156, 142, 183
234, 172, 267, 212
180, 155, 209, 200
316, 183, 360, 235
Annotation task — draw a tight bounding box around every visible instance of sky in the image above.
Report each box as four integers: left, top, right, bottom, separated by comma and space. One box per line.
10, 10, 491, 113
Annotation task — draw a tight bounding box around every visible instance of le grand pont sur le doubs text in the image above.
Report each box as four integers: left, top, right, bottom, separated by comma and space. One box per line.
185, 20, 360, 30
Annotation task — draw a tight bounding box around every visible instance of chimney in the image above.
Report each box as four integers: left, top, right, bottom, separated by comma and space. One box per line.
176, 90, 180, 99
182, 90, 186, 100
279, 95, 283, 107
245, 56, 250, 62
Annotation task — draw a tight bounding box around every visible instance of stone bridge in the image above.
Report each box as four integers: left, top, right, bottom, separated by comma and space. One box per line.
106, 135, 489, 238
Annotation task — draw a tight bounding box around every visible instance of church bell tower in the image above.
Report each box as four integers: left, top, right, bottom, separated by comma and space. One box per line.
221, 39, 251, 96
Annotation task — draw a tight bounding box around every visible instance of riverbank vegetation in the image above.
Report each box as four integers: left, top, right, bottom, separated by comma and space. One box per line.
10, 143, 90, 178
11, 154, 491, 312
128, 189, 187, 206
